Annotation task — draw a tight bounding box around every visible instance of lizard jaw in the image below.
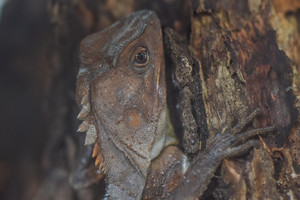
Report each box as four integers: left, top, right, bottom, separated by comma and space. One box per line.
150, 104, 167, 160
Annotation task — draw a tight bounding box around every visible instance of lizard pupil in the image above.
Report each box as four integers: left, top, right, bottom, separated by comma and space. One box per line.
135, 50, 148, 64
131, 47, 150, 72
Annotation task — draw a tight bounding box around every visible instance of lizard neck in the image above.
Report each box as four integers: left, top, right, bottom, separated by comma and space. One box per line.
96, 120, 146, 200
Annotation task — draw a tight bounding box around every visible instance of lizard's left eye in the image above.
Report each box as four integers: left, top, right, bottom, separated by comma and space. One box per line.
135, 51, 147, 63
132, 47, 150, 69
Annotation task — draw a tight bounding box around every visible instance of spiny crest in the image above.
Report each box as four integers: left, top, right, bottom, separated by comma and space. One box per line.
77, 92, 97, 145
92, 143, 107, 174
76, 91, 107, 174
77, 94, 90, 120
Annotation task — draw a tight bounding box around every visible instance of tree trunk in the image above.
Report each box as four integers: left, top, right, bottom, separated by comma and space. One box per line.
189, 1, 300, 199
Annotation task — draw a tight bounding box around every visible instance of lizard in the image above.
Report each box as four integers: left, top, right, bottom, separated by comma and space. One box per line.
75, 10, 275, 199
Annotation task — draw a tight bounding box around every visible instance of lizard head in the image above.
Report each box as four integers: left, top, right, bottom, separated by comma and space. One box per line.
76, 10, 166, 178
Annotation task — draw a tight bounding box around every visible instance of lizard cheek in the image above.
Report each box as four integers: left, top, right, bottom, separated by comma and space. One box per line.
128, 110, 141, 128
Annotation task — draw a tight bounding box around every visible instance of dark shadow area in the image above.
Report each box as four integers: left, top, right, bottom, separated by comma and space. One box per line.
0, 0, 49, 199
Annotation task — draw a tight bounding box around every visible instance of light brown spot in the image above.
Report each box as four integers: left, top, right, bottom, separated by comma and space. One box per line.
129, 110, 141, 127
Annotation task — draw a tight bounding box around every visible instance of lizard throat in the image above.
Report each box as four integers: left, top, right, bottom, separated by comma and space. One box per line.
150, 104, 167, 160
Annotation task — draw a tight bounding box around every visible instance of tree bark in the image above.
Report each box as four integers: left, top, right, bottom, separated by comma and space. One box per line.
188, 1, 300, 199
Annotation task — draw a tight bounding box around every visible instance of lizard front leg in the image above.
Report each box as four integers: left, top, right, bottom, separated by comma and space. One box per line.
165, 109, 274, 200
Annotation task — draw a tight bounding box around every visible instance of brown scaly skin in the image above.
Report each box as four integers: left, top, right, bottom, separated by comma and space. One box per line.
75, 10, 275, 200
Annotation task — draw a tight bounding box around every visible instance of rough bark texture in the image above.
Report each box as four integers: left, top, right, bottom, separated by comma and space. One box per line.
189, 1, 300, 199
0, 0, 299, 200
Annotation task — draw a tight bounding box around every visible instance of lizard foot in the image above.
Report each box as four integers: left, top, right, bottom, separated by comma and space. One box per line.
164, 109, 275, 200
211, 108, 275, 160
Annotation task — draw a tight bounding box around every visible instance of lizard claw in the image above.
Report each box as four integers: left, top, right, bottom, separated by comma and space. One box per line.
222, 109, 275, 159
224, 139, 260, 158
232, 108, 261, 134
232, 126, 275, 145
212, 109, 275, 160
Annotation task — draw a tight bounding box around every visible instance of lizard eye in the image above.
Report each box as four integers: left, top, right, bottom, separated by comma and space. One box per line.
134, 49, 148, 64
132, 47, 150, 72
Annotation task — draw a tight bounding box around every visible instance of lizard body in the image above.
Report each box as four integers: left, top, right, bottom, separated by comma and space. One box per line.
75, 10, 274, 199
76, 10, 166, 199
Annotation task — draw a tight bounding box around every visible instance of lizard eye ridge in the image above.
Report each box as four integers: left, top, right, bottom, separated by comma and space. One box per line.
132, 47, 150, 71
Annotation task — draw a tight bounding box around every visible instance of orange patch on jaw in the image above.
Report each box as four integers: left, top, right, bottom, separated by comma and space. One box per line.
129, 110, 141, 127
